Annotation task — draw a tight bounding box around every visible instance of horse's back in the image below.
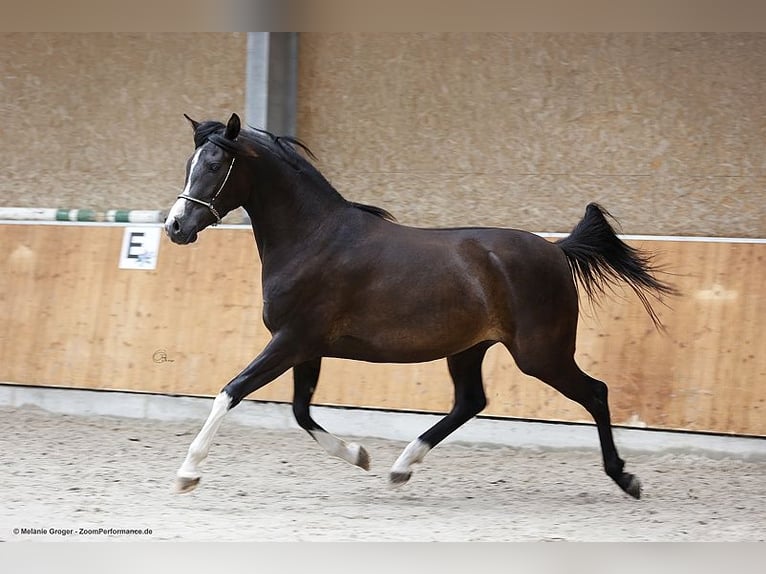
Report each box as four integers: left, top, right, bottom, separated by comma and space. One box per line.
353, 219, 578, 345
379, 221, 571, 289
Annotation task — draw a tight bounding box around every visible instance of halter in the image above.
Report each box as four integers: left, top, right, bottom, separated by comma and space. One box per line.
176, 157, 236, 225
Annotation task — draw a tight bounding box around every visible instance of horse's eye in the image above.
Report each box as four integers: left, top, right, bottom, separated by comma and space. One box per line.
208, 162, 221, 172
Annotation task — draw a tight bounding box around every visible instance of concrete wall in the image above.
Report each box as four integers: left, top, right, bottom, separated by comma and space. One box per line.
0, 33, 246, 213
2, 33, 763, 236
297, 33, 765, 237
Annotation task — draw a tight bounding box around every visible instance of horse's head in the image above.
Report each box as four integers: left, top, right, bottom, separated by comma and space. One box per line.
165, 113, 248, 244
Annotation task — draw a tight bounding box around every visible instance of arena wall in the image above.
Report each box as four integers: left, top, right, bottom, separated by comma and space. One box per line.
297, 33, 765, 237
1, 34, 764, 436
0, 33, 247, 213
1, 33, 763, 236
2, 223, 763, 436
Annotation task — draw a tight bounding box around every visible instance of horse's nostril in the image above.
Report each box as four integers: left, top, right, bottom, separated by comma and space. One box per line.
172, 218, 181, 233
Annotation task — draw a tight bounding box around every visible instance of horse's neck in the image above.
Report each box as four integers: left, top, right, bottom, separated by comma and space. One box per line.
243, 176, 347, 262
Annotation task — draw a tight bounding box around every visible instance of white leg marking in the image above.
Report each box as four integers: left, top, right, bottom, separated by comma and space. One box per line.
390, 438, 431, 479
309, 430, 370, 470
177, 391, 232, 480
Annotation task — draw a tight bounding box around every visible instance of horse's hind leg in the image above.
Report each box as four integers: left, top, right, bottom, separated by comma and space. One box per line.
584, 374, 642, 498
560, 368, 640, 498
293, 358, 370, 471
390, 342, 490, 486
512, 346, 641, 499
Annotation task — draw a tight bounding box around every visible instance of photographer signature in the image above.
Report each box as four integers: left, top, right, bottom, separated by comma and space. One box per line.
152, 349, 175, 364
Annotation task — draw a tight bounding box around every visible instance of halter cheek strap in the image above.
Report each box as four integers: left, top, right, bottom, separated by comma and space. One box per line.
176, 157, 236, 225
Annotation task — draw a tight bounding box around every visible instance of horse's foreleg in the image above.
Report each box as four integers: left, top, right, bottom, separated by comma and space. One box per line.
390, 342, 490, 487
174, 392, 232, 493
173, 334, 299, 493
293, 358, 370, 471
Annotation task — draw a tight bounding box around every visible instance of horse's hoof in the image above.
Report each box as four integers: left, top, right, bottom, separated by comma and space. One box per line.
356, 445, 371, 471
174, 476, 201, 494
622, 474, 641, 499
389, 471, 412, 488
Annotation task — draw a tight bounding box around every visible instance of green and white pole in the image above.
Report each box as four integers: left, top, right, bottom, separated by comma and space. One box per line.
0, 207, 96, 221
105, 210, 166, 223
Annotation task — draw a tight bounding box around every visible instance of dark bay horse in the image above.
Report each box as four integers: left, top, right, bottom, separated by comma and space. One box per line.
165, 113, 676, 499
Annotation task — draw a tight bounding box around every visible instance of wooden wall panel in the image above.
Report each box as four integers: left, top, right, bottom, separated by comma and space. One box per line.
1, 224, 261, 395
1, 224, 763, 436
482, 240, 766, 435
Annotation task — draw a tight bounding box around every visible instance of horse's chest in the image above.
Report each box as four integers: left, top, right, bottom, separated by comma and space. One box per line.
261, 276, 324, 332
261, 290, 295, 332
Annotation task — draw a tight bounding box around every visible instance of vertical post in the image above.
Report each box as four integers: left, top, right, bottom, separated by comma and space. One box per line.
245, 32, 298, 136
245, 32, 269, 130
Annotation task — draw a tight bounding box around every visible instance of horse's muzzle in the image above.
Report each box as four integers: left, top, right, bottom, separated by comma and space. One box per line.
165, 216, 198, 245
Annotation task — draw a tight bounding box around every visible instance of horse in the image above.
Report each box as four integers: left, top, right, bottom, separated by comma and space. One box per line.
164, 112, 676, 499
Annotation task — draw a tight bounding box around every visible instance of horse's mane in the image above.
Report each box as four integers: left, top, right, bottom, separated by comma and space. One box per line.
194, 121, 396, 223
193, 121, 226, 149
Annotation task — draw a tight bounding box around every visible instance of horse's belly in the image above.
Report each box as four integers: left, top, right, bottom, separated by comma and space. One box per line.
327, 313, 498, 363
326, 338, 475, 363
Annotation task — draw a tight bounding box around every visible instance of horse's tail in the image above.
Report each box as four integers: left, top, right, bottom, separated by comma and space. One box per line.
556, 203, 678, 330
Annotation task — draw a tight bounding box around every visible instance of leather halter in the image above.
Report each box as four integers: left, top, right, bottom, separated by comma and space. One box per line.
176, 157, 236, 225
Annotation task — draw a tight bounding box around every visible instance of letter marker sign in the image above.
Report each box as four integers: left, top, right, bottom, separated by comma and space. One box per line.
119, 227, 161, 270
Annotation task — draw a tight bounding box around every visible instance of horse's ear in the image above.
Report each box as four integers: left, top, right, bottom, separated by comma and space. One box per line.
183, 113, 200, 132
224, 113, 241, 140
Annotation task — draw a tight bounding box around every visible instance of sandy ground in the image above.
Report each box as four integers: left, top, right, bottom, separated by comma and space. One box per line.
1, 405, 764, 542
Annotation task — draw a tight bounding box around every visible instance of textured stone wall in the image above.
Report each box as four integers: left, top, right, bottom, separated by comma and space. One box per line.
1, 33, 763, 236
0, 33, 246, 213
297, 33, 765, 237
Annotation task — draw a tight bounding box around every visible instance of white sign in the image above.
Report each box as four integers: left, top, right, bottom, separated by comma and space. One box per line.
119, 227, 161, 270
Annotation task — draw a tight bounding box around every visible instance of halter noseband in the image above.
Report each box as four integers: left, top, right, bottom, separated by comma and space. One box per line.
176, 157, 236, 225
